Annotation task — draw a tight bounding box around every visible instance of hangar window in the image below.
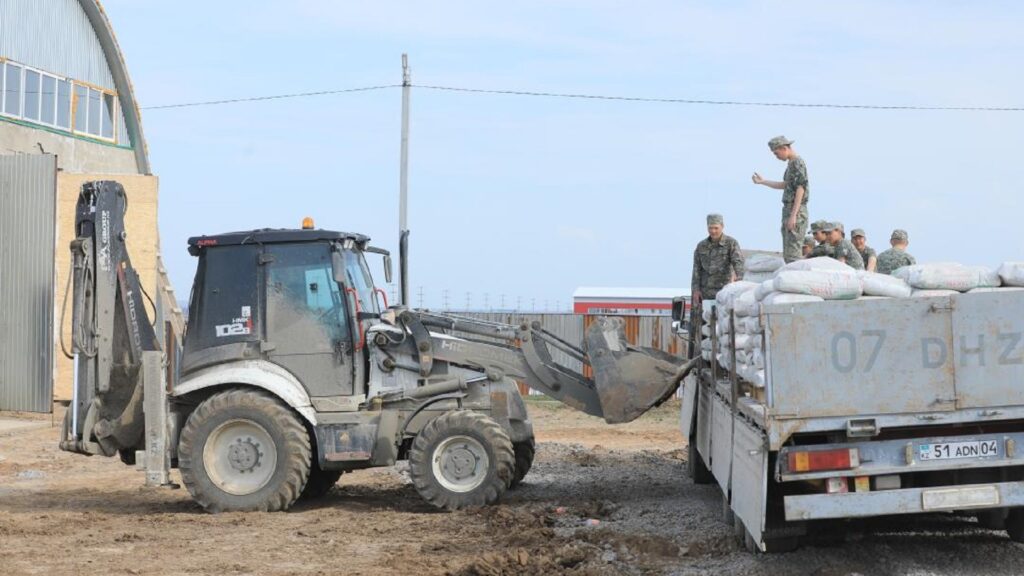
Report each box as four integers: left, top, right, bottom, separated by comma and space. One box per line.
72, 82, 116, 141
1, 61, 75, 132
3, 62, 22, 116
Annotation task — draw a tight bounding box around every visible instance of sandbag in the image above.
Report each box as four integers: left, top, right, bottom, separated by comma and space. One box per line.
747, 369, 766, 388
733, 334, 753, 351
761, 292, 825, 306
752, 348, 765, 369
735, 350, 750, 365
755, 279, 775, 302
774, 270, 863, 300
741, 316, 762, 334
743, 270, 775, 283
701, 350, 712, 362
701, 339, 713, 352
912, 289, 959, 298
969, 266, 1002, 288
857, 270, 912, 298
998, 262, 1024, 287
894, 264, 980, 292
702, 305, 714, 323
716, 281, 759, 311
746, 253, 786, 273
778, 257, 856, 274
733, 290, 760, 317
701, 324, 711, 338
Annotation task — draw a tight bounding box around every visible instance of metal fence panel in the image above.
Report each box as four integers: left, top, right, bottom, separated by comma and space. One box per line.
0, 154, 56, 412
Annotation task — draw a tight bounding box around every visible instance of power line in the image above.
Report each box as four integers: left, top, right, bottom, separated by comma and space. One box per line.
142, 84, 401, 110
412, 84, 1024, 112
138, 82, 1024, 113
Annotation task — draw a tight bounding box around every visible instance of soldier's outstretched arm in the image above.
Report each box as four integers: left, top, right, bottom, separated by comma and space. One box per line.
752, 172, 785, 189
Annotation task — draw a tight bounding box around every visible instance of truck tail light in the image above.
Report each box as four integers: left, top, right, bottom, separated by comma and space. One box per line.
787, 448, 860, 473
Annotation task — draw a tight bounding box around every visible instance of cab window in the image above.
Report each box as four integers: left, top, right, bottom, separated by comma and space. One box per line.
343, 249, 379, 314
266, 243, 349, 343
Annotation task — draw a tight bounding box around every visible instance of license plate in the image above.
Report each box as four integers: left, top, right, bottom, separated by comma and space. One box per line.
917, 440, 999, 461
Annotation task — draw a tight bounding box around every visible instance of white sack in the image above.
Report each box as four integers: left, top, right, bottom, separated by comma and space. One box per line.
702, 305, 714, 323
746, 253, 786, 273
717, 351, 733, 370
701, 324, 711, 338
701, 350, 712, 362
735, 350, 750, 365
701, 339, 713, 352
743, 270, 776, 283
778, 257, 856, 274
998, 262, 1024, 287
969, 266, 1002, 288
893, 263, 980, 292
774, 270, 863, 300
761, 292, 826, 306
755, 279, 775, 302
733, 334, 752, 351
747, 370, 766, 388
741, 316, 762, 334
912, 289, 959, 298
734, 290, 760, 317
752, 348, 765, 369
857, 270, 912, 298
715, 281, 759, 311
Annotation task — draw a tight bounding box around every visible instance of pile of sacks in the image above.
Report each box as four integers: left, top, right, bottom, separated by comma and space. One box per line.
701, 259, 1024, 388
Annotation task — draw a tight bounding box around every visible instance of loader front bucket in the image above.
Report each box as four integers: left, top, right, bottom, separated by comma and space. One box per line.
585, 316, 685, 424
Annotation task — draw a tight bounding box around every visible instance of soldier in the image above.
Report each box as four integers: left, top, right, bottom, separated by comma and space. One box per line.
809, 220, 834, 258
691, 213, 745, 308
752, 135, 808, 263
826, 222, 864, 270
851, 228, 877, 272
876, 229, 917, 275
802, 236, 815, 258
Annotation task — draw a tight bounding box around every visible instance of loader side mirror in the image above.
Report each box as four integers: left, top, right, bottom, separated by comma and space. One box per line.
383, 254, 393, 284
331, 249, 346, 284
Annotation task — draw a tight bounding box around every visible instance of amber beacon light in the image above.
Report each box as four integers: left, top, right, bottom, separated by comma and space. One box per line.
301, 217, 315, 230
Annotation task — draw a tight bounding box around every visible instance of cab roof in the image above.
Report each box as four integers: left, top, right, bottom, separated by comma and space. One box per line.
187, 228, 370, 256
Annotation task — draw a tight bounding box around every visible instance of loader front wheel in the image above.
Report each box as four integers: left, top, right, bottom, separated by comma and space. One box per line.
510, 437, 536, 489
178, 388, 311, 513
409, 410, 515, 510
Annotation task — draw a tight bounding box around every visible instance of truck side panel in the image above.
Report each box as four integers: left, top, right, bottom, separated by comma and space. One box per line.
711, 393, 733, 493
950, 291, 1024, 409
731, 417, 767, 545
765, 297, 955, 418
696, 381, 713, 465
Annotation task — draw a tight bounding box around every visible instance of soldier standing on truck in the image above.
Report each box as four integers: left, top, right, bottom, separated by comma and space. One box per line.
825, 221, 865, 269
809, 220, 833, 258
876, 229, 917, 275
752, 135, 808, 263
851, 228, 878, 272
691, 213, 746, 307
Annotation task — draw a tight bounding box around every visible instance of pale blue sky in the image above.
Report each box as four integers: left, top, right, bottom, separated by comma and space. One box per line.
104, 1, 1024, 310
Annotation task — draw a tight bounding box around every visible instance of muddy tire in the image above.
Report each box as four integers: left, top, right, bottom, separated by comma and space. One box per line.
978, 508, 1007, 530
688, 439, 713, 484
409, 410, 515, 510
300, 460, 343, 500
510, 437, 536, 489
178, 388, 311, 513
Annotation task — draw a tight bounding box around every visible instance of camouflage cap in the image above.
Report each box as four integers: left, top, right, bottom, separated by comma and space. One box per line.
832, 221, 845, 232
851, 228, 866, 238
891, 229, 909, 242
768, 135, 794, 150
706, 213, 724, 226
810, 219, 829, 233
822, 221, 837, 232
803, 236, 816, 247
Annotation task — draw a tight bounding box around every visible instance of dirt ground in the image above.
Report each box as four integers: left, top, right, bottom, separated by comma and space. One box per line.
3, 400, 1024, 576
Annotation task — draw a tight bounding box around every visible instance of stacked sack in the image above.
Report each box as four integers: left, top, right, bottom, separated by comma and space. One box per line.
743, 253, 786, 283
711, 281, 758, 370
892, 262, 1007, 296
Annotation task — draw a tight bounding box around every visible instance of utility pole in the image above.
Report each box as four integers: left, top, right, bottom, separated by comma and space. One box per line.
465, 292, 472, 311
443, 289, 450, 311
483, 293, 489, 311
500, 294, 506, 310
516, 296, 522, 311
398, 54, 411, 306
417, 285, 424, 309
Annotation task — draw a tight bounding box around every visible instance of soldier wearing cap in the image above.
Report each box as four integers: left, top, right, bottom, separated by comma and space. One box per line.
752, 136, 809, 263
876, 229, 916, 275
809, 220, 834, 258
691, 213, 745, 308
826, 222, 864, 270
802, 236, 815, 258
851, 228, 877, 272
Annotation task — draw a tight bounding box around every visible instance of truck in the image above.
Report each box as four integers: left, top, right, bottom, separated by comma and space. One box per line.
59, 180, 683, 513
678, 286, 1024, 552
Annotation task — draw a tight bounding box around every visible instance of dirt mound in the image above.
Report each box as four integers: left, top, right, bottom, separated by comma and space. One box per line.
449, 544, 600, 576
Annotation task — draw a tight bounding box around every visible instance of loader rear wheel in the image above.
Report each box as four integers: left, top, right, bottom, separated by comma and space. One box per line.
409, 410, 515, 510
300, 460, 344, 500
178, 388, 311, 513
688, 438, 713, 485
510, 437, 536, 489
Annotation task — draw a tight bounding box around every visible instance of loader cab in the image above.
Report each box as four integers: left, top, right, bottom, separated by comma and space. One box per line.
184, 228, 389, 401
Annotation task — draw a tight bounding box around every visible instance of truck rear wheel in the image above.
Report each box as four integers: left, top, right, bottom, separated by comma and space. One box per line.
178, 388, 311, 513
688, 438, 713, 484
1006, 509, 1024, 542
510, 437, 536, 489
408, 410, 515, 510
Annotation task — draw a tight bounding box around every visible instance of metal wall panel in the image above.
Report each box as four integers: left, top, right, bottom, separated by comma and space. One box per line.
0, 154, 57, 412
0, 0, 114, 88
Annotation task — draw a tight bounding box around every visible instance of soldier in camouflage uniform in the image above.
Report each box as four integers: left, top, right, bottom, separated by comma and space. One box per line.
825, 222, 864, 269
809, 220, 834, 258
691, 213, 745, 307
851, 228, 878, 272
876, 229, 916, 275
752, 136, 809, 263
802, 236, 815, 258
